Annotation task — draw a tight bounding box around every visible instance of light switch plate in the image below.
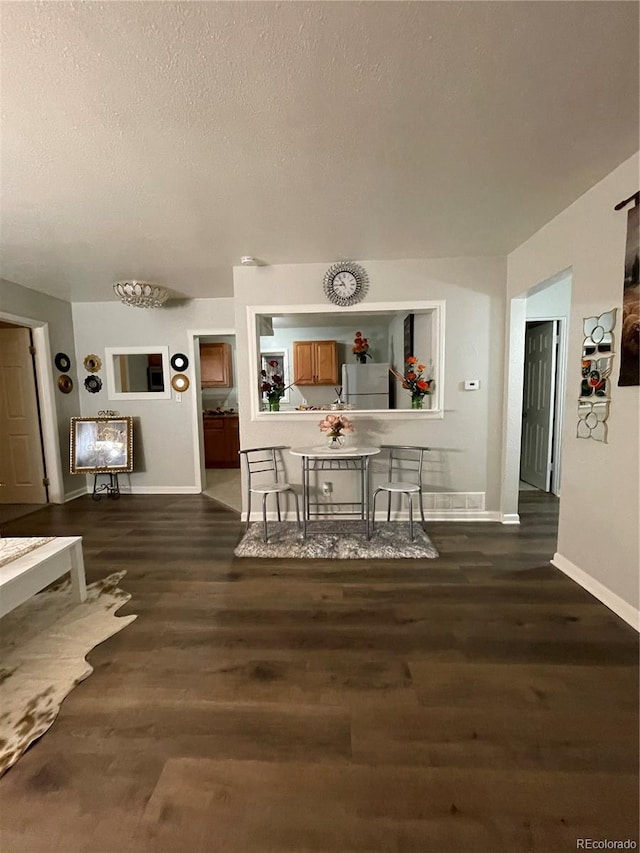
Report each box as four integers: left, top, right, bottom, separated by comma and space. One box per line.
464, 379, 480, 390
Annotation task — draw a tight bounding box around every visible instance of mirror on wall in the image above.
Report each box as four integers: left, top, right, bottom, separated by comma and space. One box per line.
105, 346, 171, 400
251, 302, 443, 414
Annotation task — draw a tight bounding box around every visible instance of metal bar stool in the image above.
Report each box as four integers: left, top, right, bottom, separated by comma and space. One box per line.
239, 446, 301, 543
368, 445, 431, 541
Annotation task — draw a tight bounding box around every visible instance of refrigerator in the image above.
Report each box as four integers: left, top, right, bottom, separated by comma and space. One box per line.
341, 363, 390, 409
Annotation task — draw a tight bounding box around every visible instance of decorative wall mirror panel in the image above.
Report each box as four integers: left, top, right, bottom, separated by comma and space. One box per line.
577, 309, 616, 442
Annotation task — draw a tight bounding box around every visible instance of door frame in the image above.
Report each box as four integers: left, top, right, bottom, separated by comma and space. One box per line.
501, 268, 572, 521
186, 327, 236, 493
0, 310, 65, 504
520, 317, 568, 495
549, 315, 568, 496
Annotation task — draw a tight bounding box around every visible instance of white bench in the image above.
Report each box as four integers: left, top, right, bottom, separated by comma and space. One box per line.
0, 536, 87, 618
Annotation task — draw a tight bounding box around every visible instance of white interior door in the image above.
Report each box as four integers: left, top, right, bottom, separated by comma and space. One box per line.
520, 320, 558, 491
0, 327, 47, 503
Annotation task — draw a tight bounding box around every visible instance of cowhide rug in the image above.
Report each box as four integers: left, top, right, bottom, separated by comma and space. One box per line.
234, 521, 439, 559
0, 570, 136, 777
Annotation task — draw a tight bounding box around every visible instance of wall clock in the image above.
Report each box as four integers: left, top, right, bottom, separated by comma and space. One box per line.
323, 262, 369, 307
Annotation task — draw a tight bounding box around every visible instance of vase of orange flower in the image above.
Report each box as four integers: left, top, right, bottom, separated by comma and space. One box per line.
319, 413, 355, 450
390, 357, 433, 409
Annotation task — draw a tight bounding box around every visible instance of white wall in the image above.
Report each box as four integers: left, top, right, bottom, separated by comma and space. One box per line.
72, 297, 235, 491
507, 152, 639, 625
234, 257, 507, 514
526, 273, 572, 320
0, 278, 80, 500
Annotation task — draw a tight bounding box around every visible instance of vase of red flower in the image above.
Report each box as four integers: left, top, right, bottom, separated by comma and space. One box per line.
260, 360, 291, 411
352, 331, 371, 364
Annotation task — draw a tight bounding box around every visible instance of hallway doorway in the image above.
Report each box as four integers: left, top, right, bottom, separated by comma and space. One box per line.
503, 269, 572, 525
185, 325, 238, 496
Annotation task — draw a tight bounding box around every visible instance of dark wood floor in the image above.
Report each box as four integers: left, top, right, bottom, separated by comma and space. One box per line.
0, 502, 47, 526
0, 491, 637, 852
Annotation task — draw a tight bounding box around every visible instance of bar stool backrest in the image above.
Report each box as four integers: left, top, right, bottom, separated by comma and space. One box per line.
379, 445, 431, 488
239, 445, 288, 487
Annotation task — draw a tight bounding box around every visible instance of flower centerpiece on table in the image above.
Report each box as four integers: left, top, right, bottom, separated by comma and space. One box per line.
390, 357, 433, 409
260, 360, 291, 411
319, 413, 355, 449
352, 331, 372, 363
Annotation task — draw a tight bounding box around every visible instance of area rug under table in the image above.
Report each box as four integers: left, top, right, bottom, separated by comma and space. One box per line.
234, 521, 439, 559
0, 570, 136, 777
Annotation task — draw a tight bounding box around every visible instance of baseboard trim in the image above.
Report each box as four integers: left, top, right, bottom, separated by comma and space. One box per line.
120, 486, 202, 495
421, 491, 486, 512
64, 487, 89, 502
551, 552, 640, 632
245, 510, 501, 523
65, 485, 202, 498
374, 508, 500, 523
425, 510, 501, 522
501, 513, 521, 525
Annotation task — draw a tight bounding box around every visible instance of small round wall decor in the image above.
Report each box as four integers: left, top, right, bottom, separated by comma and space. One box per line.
171, 353, 189, 371
54, 352, 71, 372
83, 354, 102, 373
58, 375, 73, 394
171, 373, 190, 392
84, 375, 102, 394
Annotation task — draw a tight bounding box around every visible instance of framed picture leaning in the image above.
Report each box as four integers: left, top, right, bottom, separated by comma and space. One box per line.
70, 416, 134, 474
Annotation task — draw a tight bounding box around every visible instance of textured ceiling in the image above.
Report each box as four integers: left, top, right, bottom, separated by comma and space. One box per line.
1, 1, 638, 303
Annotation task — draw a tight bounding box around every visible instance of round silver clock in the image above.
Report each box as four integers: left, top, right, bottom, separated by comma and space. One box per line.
323, 262, 369, 307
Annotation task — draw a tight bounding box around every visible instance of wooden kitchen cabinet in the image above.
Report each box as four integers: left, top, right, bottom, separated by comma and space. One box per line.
200, 343, 233, 388
203, 416, 240, 468
293, 340, 338, 385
